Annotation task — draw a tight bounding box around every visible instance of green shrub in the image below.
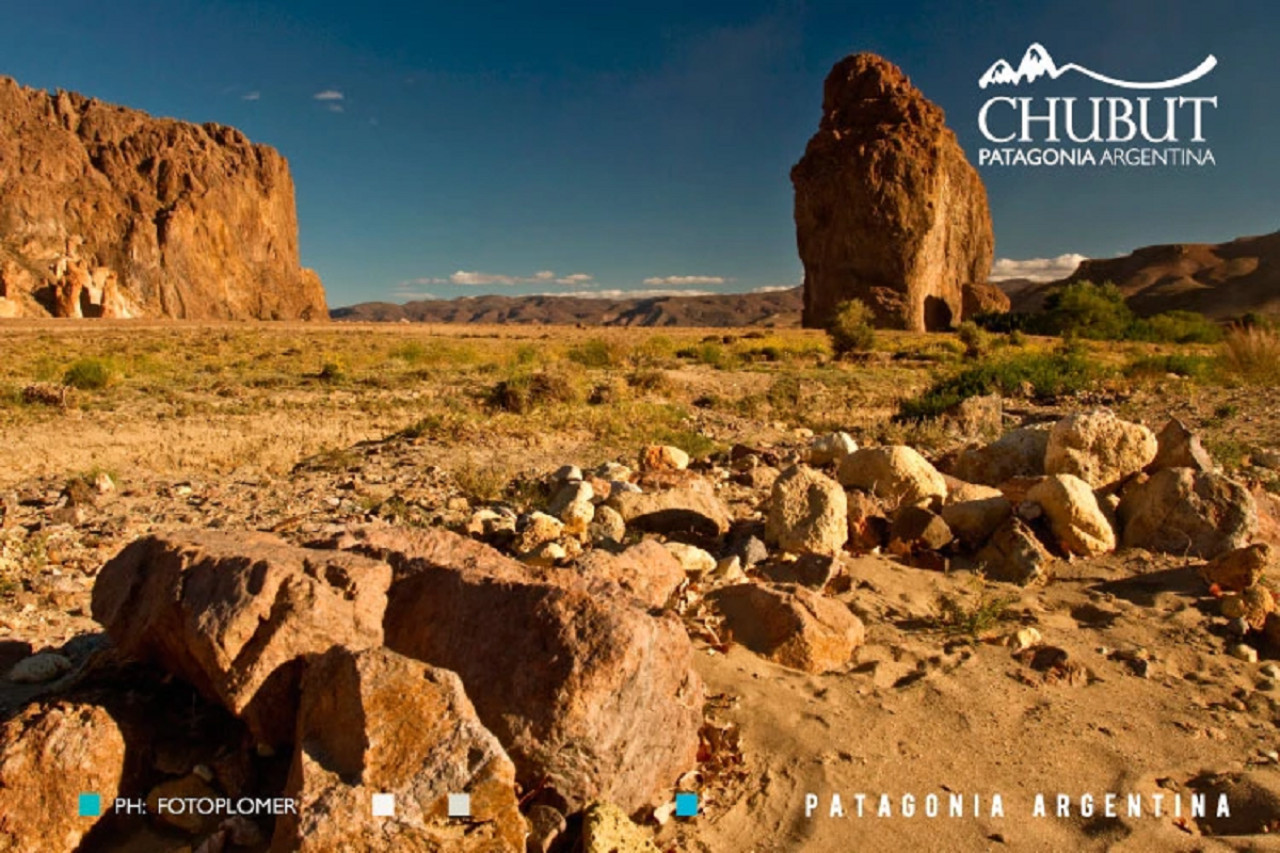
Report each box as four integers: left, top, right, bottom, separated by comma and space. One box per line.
897, 350, 1106, 421
567, 338, 624, 369
956, 321, 989, 360
626, 367, 671, 393
1123, 353, 1214, 380
63, 358, 116, 390
488, 370, 578, 413
317, 360, 345, 382
1127, 311, 1224, 344
1041, 281, 1134, 339
827, 299, 876, 356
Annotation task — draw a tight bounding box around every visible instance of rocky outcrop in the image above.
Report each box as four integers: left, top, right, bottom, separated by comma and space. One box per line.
0, 76, 327, 319
792, 54, 994, 331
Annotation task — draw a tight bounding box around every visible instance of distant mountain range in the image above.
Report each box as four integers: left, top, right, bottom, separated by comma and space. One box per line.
331, 287, 803, 327
1005, 231, 1280, 319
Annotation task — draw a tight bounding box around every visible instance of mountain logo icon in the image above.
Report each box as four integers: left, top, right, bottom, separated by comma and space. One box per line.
979, 43, 1217, 90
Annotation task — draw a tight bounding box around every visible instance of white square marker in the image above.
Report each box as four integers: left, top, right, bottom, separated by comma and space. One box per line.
448, 793, 471, 818
371, 793, 396, 817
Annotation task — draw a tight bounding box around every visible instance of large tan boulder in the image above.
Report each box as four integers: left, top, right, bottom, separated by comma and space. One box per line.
271, 646, 525, 852
710, 583, 865, 674
792, 54, 993, 331
1026, 474, 1116, 557
1118, 468, 1258, 559
1045, 410, 1157, 489
1201, 544, 1274, 592
90, 530, 392, 747
0, 76, 327, 320
332, 526, 703, 814
953, 424, 1051, 487
837, 446, 947, 508
766, 465, 849, 555
0, 702, 125, 852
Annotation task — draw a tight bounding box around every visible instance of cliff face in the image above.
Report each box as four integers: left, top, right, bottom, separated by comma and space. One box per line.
0, 77, 326, 320
791, 54, 994, 331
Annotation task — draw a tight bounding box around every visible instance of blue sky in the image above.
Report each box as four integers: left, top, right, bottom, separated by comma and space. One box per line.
1, 1, 1276, 306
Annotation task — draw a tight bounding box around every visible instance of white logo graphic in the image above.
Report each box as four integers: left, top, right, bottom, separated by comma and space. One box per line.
979, 43, 1217, 90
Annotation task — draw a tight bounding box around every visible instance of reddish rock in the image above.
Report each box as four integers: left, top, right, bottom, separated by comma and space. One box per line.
887, 506, 953, 555
711, 583, 864, 673
0, 702, 125, 852
575, 540, 686, 609
272, 646, 525, 852
846, 490, 890, 553
332, 525, 704, 814
0, 76, 327, 320
1201, 544, 1274, 593
90, 530, 391, 747
976, 518, 1054, 586
792, 54, 994, 331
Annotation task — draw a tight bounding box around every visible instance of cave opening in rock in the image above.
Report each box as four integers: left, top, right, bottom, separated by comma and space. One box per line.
923, 296, 953, 331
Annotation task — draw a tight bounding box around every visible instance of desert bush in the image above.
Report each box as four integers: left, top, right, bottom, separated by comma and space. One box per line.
626, 367, 671, 394
1127, 310, 1223, 344
897, 350, 1106, 421
567, 338, 625, 369
826, 299, 876, 356
675, 342, 737, 370
1040, 281, 1134, 339
1221, 325, 1280, 383
317, 360, 346, 382
488, 370, 578, 413
956, 321, 989, 360
63, 357, 117, 390
1123, 353, 1214, 380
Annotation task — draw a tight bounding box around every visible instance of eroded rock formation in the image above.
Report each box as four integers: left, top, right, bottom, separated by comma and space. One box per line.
0, 76, 327, 319
792, 54, 994, 331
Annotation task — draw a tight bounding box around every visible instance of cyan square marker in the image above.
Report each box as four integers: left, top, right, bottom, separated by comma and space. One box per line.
675, 792, 698, 818
448, 793, 471, 818
78, 792, 101, 817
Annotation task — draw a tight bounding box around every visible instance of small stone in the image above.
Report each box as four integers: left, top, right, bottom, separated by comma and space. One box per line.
640, 445, 690, 472
887, 506, 952, 555
1230, 643, 1259, 663
588, 505, 626, 545
765, 466, 848, 555
446, 496, 470, 512
1009, 627, 1042, 652
596, 462, 633, 482
1202, 544, 1274, 593
664, 542, 716, 577
7, 652, 72, 684
809, 432, 858, 467
715, 556, 745, 582
92, 472, 116, 494
582, 802, 659, 853
516, 512, 564, 553
553, 464, 584, 484
1261, 663, 1280, 679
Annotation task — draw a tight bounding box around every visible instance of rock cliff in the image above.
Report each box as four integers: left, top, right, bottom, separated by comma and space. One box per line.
791, 54, 994, 331
0, 77, 326, 320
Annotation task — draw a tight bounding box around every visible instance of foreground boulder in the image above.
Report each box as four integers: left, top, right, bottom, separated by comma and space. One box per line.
791, 53, 993, 330
575, 540, 686, 609
333, 526, 703, 813
766, 466, 849, 555
837, 446, 947, 508
272, 646, 525, 852
1026, 474, 1116, 557
710, 583, 864, 673
91, 530, 392, 747
1118, 469, 1258, 558
976, 518, 1053, 585
941, 496, 1012, 550
1148, 418, 1215, 473
1201, 544, 1274, 593
953, 424, 1050, 487
0, 702, 125, 852
0, 76, 327, 320
1045, 411, 1157, 489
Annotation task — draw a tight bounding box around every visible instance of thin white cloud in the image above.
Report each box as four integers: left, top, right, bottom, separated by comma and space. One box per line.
327, 103, 345, 113
313, 90, 345, 101
989, 254, 1087, 282
241, 91, 261, 101
392, 290, 438, 301
542, 289, 714, 299
445, 270, 597, 287
642, 275, 728, 286
751, 284, 799, 294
